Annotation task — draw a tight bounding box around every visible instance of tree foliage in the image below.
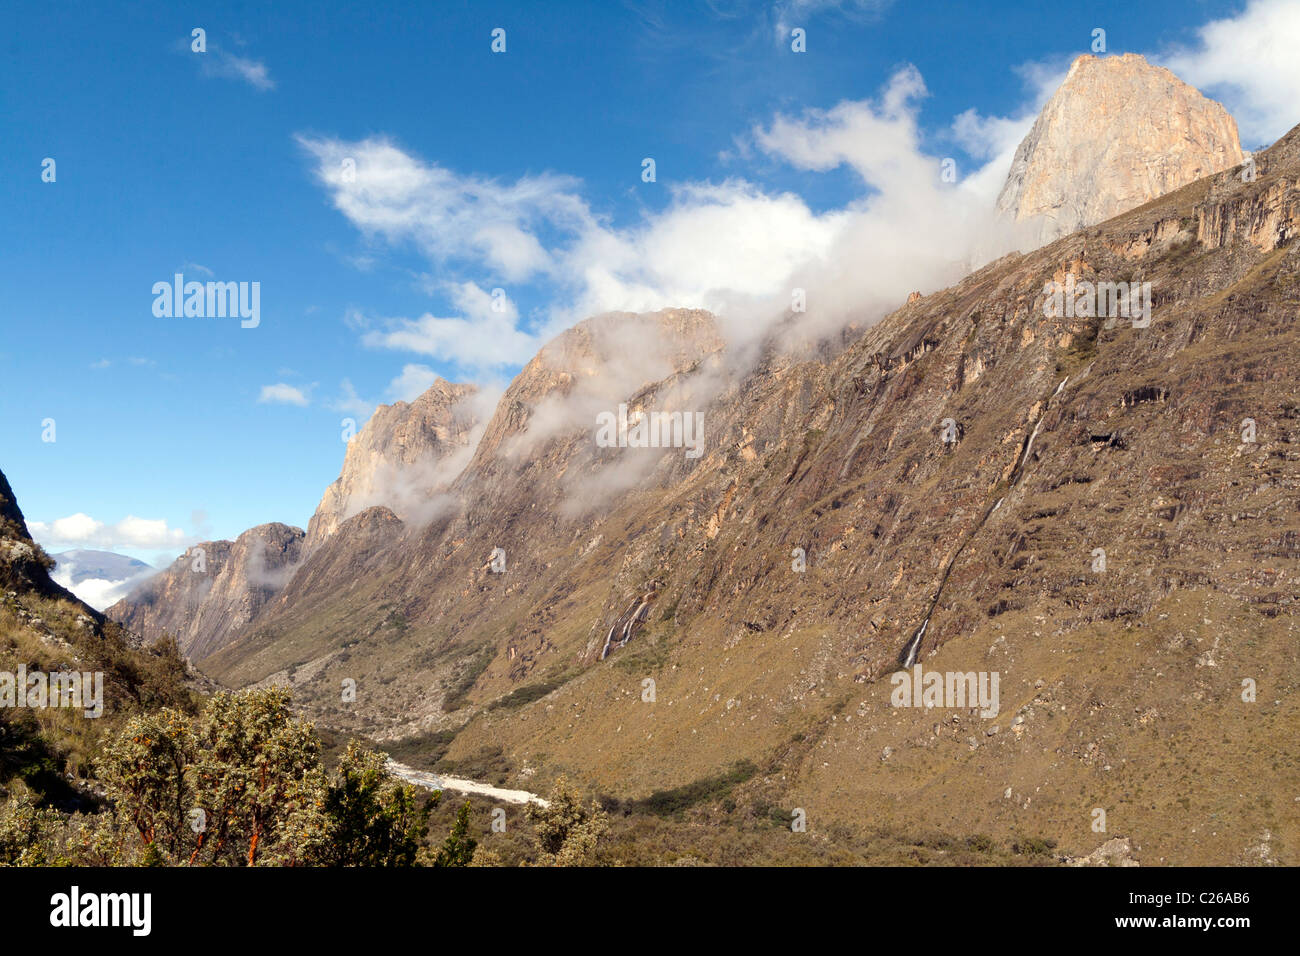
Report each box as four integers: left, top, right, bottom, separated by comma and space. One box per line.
91, 688, 429, 866
524, 776, 608, 866
321, 743, 432, 866
433, 801, 477, 867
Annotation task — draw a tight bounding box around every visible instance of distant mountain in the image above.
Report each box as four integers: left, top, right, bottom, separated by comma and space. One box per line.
50, 549, 153, 584
107, 523, 305, 660
107, 379, 487, 659
998, 53, 1244, 245
46, 549, 156, 612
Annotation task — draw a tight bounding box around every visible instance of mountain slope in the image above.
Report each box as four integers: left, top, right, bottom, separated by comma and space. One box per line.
189, 123, 1300, 863
1, 469, 196, 806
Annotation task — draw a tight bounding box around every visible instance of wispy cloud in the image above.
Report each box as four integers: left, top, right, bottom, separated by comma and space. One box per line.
203, 49, 275, 90
258, 383, 311, 406
359, 281, 541, 373
770, 0, 894, 43
300, 64, 1021, 368
50, 562, 158, 612
90, 356, 161, 371
386, 364, 443, 401
296, 133, 589, 282
183, 33, 275, 91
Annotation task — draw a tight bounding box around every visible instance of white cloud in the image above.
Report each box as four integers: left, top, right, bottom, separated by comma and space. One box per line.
363, 309, 542, 373
296, 134, 591, 282
386, 364, 441, 401
29, 514, 189, 551
303, 65, 1035, 369
202, 49, 275, 91
258, 383, 311, 406
565, 179, 848, 329
754, 65, 929, 185
360, 281, 542, 373
1159, 0, 1300, 145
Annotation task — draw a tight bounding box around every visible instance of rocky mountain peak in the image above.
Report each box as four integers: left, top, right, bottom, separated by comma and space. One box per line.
304, 377, 481, 549
462, 308, 724, 470
997, 52, 1244, 244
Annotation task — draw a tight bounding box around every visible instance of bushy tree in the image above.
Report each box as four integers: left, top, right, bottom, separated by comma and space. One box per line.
97, 688, 418, 866
97, 707, 193, 856
525, 776, 608, 866
187, 689, 325, 866
21, 688, 455, 866
433, 801, 477, 867
322, 743, 431, 866
0, 795, 66, 866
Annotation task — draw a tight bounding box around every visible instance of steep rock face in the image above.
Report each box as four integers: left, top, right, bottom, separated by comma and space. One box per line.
198, 123, 1300, 864
245, 505, 409, 657
304, 378, 479, 551
108, 522, 304, 660
452, 308, 725, 504
998, 53, 1243, 244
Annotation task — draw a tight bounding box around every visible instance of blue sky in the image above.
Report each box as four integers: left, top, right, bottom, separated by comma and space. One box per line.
2, 0, 1295, 569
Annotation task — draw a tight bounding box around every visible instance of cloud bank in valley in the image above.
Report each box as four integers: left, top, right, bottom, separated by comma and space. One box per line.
49, 558, 159, 612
